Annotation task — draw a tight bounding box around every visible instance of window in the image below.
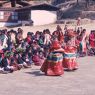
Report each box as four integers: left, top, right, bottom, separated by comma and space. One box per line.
0, 11, 4, 19
11, 12, 18, 20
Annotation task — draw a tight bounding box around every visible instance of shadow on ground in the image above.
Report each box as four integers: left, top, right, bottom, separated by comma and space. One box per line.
25, 71, 45, 76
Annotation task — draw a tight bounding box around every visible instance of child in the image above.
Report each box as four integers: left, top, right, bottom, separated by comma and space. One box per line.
26, 32, 32, 44
22, 52, 33, 67
32, 50, 45, 66
1, 52, 14, 73
0, 50, 8, 74
14, 52, 30, 68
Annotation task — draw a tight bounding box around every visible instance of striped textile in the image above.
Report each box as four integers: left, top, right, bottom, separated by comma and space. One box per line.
63, 52, 76, 59
47, 52, 63, 63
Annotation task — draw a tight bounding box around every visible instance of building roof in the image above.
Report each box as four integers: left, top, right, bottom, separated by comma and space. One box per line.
0, 2, 21, 11
17, 3, 60, 11
0, 7, 19, 11
0, 1, 59, 12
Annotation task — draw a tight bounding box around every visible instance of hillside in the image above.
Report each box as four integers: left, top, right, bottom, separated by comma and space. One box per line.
24, 0, 95, 20
53, 0, 95, 20
1, 0, 95, 20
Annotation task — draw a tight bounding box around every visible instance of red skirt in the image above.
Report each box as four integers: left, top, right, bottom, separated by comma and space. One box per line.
41, 60, 64, 76
89, 41, 95, 48
63, 47, 78, 70
63, 59, 78, 70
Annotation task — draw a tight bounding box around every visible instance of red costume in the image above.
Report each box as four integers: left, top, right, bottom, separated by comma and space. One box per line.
63, 46, 78, 71
41, 40, 64, 76
26, 36, 31, 44
89, 32, 95, 48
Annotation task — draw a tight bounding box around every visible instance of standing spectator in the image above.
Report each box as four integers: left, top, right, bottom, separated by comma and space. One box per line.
77, 17, 81, 26
15, 28, 23, 47
43, 29, 51, 46
79, 29, 87, 56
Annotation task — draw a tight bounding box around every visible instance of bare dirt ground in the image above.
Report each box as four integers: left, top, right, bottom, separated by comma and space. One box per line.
6, 23, 95, 42
0, 23, 95, 95
0, 56, 95, 95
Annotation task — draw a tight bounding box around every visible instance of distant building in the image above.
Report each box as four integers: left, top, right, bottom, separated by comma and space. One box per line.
0, 2, 59, 27
18, 3, 59, 26
0, 7, 19, 27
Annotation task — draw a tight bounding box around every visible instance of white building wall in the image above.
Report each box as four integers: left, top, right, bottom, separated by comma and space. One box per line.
31, 10, 57, 26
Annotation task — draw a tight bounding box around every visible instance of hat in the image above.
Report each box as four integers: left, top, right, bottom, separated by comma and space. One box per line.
51, 40, 61, 50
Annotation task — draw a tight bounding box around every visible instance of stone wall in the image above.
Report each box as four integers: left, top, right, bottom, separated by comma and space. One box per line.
56, 18, 94, 25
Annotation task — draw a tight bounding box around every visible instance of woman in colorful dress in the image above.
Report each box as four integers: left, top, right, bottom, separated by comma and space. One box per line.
89, 30, 95, 48
79, 29, 87, 56
63, 34, 78, 71
89, 30, 95, 55
40, 38, 64, 76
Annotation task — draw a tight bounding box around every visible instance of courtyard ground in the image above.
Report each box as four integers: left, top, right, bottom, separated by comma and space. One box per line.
0, 56, 95, 95
0, 23, 95, 95
5, 23, 95, 40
